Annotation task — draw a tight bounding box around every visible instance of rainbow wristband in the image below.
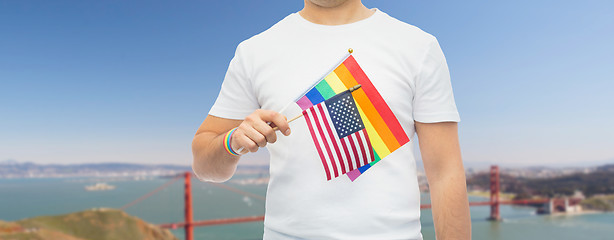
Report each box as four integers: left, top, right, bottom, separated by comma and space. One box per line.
223, 127, 240, 156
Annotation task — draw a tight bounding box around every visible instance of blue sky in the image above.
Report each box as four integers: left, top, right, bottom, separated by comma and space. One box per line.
1, 1, 613, 167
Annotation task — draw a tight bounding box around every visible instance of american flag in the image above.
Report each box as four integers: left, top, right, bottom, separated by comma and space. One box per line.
303, 90, 375, 180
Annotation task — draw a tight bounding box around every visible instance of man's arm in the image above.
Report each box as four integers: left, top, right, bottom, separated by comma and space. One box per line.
191, 110, 290, 182
416, 121, 471, 240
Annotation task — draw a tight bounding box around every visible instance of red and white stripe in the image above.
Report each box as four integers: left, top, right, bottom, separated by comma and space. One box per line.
303, 102, 374, 181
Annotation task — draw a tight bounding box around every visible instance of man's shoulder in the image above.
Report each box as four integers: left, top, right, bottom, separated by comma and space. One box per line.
376, 10, 436, 43
235, 13, 297, 51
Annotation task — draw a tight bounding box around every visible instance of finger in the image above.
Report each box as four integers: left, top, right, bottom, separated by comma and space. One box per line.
233, 131, 259, 153
253, 120, 277, 143
228, 130, 241, 154
262, 111, 290, 136
241, 125, 267, 148
237, 147, 248, 155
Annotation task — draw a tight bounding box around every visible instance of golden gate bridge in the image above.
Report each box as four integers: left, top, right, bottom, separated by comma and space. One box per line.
120, 165, 581, 240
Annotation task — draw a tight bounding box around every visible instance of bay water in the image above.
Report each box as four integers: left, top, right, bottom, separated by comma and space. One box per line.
1, 177, 612, 240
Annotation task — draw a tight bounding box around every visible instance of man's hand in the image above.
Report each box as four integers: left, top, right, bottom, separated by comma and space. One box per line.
232, 110, 291, 154
192, 110, 291, 182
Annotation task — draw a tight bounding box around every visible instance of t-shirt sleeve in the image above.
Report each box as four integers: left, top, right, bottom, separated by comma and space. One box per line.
208, 43, 260, 120
412, 38, 461, 123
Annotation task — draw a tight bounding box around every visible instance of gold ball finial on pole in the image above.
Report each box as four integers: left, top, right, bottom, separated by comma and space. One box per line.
348, 48, 353, 54
349, 84, 362, 92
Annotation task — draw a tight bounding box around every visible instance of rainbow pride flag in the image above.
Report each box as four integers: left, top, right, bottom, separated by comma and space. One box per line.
296, 54, 410, 181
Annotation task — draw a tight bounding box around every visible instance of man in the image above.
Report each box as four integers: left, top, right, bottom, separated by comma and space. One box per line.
192, 0, 471, 239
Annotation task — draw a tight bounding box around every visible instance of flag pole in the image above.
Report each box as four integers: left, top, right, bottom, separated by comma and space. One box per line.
272, 84, 361, 131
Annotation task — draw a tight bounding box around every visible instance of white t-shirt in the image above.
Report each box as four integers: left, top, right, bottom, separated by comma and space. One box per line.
208, 9, 460, 240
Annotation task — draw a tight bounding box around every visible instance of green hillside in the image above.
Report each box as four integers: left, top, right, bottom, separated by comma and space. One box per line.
0, 209, 177, 240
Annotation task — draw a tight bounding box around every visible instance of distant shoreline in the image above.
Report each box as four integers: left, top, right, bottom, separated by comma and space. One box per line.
467, 190, 516, 200
549, 209, 605, 216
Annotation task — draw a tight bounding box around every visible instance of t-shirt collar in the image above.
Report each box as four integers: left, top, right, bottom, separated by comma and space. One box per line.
292, 8, 383, 31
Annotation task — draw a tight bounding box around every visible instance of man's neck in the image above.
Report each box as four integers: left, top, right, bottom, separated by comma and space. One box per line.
299, 0, 375, 26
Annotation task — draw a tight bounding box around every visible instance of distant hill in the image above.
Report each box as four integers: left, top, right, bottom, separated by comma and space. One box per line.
467, 163, 614, 198
0, 161, 269, 179
597, 164, 614, 172
0, 208, 177, 240
0, 161, 191, 178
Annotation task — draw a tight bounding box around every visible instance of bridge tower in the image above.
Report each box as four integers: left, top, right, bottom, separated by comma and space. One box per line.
488, 165, 501, 221
184, 172, 194, 240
